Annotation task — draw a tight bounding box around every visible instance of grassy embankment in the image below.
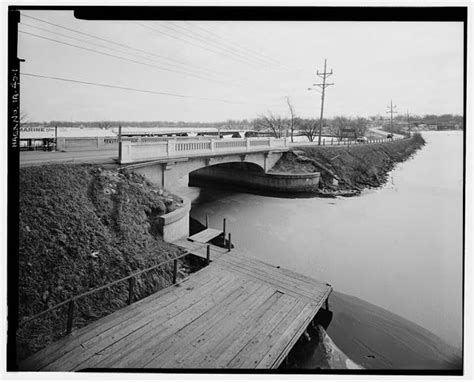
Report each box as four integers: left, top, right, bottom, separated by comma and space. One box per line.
271, 134, 425, 195
17, 164, 192, 360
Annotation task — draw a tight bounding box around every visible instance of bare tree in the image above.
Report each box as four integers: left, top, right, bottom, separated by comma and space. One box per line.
253, 112, 287, 138
329, 116, 350, 140
298, 118, 319, 142
351, 117, 368, 137
285, 96, 296, 142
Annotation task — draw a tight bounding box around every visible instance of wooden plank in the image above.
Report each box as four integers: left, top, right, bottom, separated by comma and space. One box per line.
226, 299, 307, 368
212, 298, 304, 369
188, 228, 223, 243
218, 256, 330, 298
133, 280, 271, 368
218, 251, 328, 288
256, 303, 319, 369
215, 259, 330, 304
157, 290, 292, 369
62, 271, 238, 371
86, 275, 252, 369
20, 262, 226, 371
217, 254, 324, 291
146, 282, 277, 368
219, 254, 328, 291
41, 268, 236, 370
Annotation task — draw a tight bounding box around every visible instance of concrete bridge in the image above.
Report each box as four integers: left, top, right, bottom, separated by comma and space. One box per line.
119, 137, 290, 189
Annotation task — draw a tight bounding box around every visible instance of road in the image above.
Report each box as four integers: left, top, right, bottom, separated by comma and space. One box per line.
369, 127, 405, 139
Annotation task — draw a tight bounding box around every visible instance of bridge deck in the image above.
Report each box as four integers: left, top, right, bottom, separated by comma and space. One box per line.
20, 251, 331, 371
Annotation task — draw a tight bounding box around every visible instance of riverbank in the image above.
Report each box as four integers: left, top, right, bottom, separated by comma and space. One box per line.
272, 134, 425, 196
325, 291, 462, 370
285, 290, 462, 370
17, 164, 190, 360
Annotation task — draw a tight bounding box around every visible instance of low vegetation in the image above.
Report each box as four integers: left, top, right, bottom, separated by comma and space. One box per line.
271, 134, 426, 195
17, 164, 186, 360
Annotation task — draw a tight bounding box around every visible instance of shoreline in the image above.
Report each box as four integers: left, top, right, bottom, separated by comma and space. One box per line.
189, 134, 426, 198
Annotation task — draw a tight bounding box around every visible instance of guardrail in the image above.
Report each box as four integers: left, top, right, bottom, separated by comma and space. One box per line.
289, 135, 406, 147
119, 137, 289, 164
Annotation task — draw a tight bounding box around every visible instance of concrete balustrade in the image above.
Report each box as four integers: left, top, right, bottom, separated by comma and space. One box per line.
119, 137, 288, 164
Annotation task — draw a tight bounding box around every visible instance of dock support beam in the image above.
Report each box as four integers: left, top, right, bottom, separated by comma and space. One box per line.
66, 300, 75, 335
325, 297, 329, 310
223, 218, 226, 244
128, 277, 135, 305
227, 233, 232, 252
206, 245, 210, 265
173, 259, 178, 284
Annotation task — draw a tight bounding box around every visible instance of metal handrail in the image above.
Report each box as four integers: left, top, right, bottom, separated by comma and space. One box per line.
19, 243, 209, 329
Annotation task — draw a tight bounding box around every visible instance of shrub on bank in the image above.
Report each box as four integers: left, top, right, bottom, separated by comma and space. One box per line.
280, 134, 425, 192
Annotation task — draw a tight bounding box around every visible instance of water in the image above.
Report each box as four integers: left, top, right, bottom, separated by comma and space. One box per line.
182, 131, 463, 350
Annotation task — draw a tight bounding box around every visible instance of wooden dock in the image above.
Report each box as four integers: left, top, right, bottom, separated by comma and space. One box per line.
188, 228, 223, 243
20, 244, 332, 371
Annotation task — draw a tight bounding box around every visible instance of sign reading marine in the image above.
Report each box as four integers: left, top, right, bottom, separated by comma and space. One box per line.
20, 126, 56, 139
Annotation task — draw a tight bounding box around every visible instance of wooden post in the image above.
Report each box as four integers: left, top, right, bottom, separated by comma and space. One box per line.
54, 125, 58, 151
206, 245, 210, 265
66, 300, 75, 335
223, 218, 226, 241
173, 259, 178, 284
227, 233, 232, 252
128, 277, 135, 305
205, 215, 209, 228
325, 297, 329, 310
118, 124, 122, 160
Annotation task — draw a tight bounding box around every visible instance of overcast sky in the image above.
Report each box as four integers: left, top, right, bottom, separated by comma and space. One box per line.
18, 10, 464, 123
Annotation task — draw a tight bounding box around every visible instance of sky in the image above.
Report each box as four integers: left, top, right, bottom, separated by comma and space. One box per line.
18, 10, 464, 123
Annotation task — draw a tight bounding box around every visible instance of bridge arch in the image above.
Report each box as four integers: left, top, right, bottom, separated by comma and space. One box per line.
127, 151, 283, 190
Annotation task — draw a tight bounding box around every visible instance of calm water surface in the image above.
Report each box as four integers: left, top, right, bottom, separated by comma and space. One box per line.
180, 131, 463, 349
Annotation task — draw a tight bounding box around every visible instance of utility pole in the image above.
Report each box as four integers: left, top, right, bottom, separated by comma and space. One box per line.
386, 100, 398, 132
308, 59, 334, 145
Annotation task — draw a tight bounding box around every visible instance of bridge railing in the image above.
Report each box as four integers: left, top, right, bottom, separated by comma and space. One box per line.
119, 137, 289, 164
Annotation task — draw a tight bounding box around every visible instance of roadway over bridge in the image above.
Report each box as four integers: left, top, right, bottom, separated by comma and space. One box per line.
119, 137, 290, 189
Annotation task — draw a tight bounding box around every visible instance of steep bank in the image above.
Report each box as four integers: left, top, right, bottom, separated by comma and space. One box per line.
271, 134, 425, 195
17, 164, 187, 360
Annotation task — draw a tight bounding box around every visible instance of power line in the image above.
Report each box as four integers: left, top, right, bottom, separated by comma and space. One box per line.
19, 21, 212, 77
182, 21, 297, 71
21, 72, 253, 105
19, 30, 238, 86
194, 21, 309, 75
137, 22, 269, 71
20, 14, 304, 95
167, 21, 277, 69
20, 13, 234, 81
19, 21, 237, 82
